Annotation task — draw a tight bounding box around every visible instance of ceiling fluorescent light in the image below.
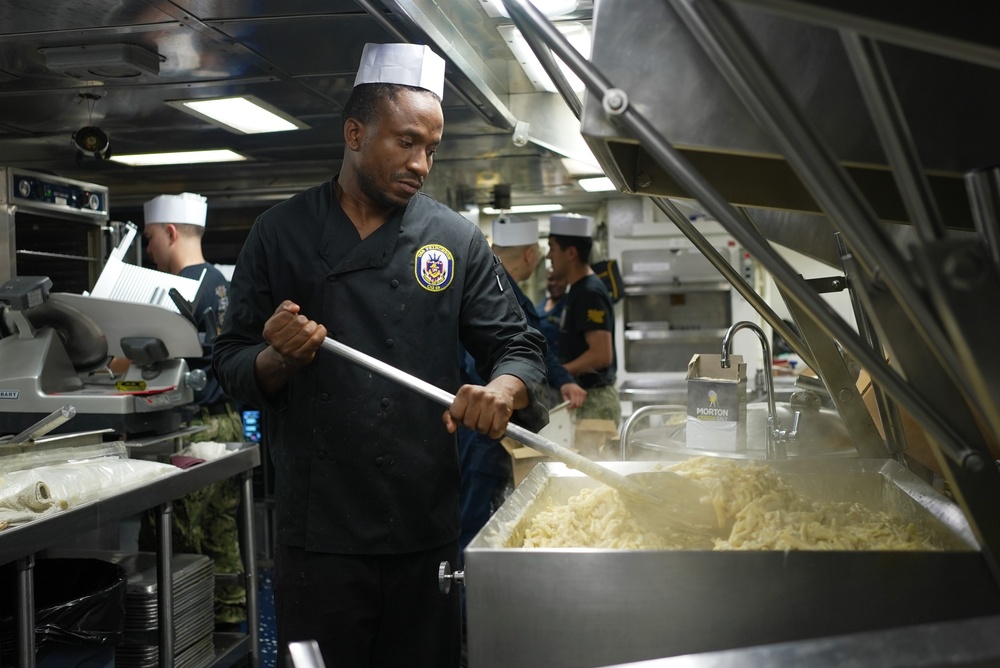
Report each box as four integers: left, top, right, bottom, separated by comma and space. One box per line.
109, 149, 247, 167
578, 176, 616, 192
481, 0, 578, 19
498, 22, 591, 93
561, 156, 602, 176
481, 203, 563, 215
167, 96, 308, 134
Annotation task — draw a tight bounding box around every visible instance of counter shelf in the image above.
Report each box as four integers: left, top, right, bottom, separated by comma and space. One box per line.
1, 442, 261, 668
121, 424, 210, 450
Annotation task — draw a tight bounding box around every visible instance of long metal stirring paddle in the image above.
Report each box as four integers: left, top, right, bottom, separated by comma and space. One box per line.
319, 336, 723, 534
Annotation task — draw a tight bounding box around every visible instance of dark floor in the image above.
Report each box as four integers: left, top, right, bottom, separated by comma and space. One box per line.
258, 566, 277, 668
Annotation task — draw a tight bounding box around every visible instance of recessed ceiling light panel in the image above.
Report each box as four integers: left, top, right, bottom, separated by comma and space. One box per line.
481, 204, 564, 215
498, 22, 591, 93
578, 176, 616, 192
109, 149, 247, 167
481, 0, 578, 18
167, 96, 309, 134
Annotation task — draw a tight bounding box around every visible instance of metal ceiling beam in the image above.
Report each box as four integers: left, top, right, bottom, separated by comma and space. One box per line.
371, 0, 518, 130
731, 0, 1000, 71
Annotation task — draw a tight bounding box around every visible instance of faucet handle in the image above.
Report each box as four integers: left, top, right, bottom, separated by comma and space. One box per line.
787, 410, 801, 440
772, 410, 801, 444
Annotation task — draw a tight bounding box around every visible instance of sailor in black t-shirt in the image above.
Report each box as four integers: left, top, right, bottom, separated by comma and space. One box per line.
547, 213, 621, 431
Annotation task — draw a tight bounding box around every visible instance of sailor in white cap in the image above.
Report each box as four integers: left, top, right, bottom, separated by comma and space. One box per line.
489, 216, 584, 410
212, 43, 548, 667
547, 213, 621, 437
142, 191, 232, 402
143, 192, 207, 273
455, 217, 586, 556
140, 192, 245, 626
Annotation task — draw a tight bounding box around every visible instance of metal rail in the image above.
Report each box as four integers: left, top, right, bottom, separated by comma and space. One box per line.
318, 336, 657, 500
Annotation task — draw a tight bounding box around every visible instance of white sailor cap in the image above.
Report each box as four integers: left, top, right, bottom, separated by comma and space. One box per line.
143, 192, 207, 227
549, 213, 594, 237
492, 216, 539, 246
353, 43, 446, 99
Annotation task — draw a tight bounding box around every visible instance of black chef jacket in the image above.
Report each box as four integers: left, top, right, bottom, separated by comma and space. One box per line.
213, 180, 548, 555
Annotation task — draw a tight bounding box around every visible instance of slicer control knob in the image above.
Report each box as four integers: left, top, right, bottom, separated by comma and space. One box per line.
438, 560, 464, 595
185, 368, 207, 392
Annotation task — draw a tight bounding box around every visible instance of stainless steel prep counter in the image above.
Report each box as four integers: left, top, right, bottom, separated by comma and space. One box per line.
0, 443, 261, 668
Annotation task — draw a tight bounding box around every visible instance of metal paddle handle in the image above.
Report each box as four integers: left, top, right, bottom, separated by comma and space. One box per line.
319, 336, 654, 499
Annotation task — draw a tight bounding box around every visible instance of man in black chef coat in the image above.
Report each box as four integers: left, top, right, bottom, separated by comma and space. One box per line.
213, 42, 548, 668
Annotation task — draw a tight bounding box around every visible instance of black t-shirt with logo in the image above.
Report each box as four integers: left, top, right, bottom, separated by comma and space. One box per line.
558, 273, 616, 389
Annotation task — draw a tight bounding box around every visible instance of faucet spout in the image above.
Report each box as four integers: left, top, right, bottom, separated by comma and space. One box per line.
721, 321, 787, 460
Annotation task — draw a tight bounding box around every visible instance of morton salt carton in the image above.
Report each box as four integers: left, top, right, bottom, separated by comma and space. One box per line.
686, 353, 747, 452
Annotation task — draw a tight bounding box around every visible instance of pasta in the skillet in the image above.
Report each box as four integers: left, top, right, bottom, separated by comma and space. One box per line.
520, 457, 945, 551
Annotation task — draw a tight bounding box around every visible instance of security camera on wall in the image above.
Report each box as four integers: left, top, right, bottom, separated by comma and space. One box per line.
72, 126, 111, 162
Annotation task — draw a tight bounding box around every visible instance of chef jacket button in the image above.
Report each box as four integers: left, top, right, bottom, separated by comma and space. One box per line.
390, 279, 399, 288
317, 450, 327, 460
381, 397, 390, 407
320, 392, 329, 401
375, 456, 384, 467
385, 338, 394, 348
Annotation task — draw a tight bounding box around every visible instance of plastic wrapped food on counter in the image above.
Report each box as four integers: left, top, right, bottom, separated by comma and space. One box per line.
0, 457, 178, 528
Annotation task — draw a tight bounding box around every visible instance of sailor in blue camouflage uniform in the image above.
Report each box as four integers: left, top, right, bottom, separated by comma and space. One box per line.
457, 216, 586, 552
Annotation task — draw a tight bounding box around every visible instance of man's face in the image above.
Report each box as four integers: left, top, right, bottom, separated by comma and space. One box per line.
546, 237, 570, 280
355, 89, 444, 209
143, 224, 171, 271
546, 268, 567, 298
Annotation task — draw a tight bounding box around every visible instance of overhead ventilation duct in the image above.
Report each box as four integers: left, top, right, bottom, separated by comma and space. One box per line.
39, 44, 162, 79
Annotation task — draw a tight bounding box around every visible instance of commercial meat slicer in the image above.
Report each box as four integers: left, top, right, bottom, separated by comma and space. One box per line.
0, 275, 205, 437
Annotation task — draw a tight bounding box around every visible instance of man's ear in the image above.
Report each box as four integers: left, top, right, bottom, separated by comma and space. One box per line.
165, 223, 179, 243
344, 118, 364, 152
522, 246, 534, 268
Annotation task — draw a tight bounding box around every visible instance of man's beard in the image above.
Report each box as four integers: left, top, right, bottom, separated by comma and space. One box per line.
357, 167, 413, 209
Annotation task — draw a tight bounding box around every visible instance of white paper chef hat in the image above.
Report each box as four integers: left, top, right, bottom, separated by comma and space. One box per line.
353, 43, 446, 99
492, 216, 539, 246
549, 213, 594, 237
143, 192, 208, 227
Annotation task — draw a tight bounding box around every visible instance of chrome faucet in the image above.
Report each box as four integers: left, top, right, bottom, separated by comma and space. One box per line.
721, 321, 796, 460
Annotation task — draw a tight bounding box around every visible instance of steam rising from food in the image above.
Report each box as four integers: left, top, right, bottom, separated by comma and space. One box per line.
520, 457, 946, 550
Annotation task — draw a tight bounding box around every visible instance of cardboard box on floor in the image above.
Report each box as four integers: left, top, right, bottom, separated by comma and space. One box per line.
501, 402, 572, 487
574, 418, 620, 460
500, 404, 619, 486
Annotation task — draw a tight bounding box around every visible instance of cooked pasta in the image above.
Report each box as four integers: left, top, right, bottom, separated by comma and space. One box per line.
519, 457, 944, 551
